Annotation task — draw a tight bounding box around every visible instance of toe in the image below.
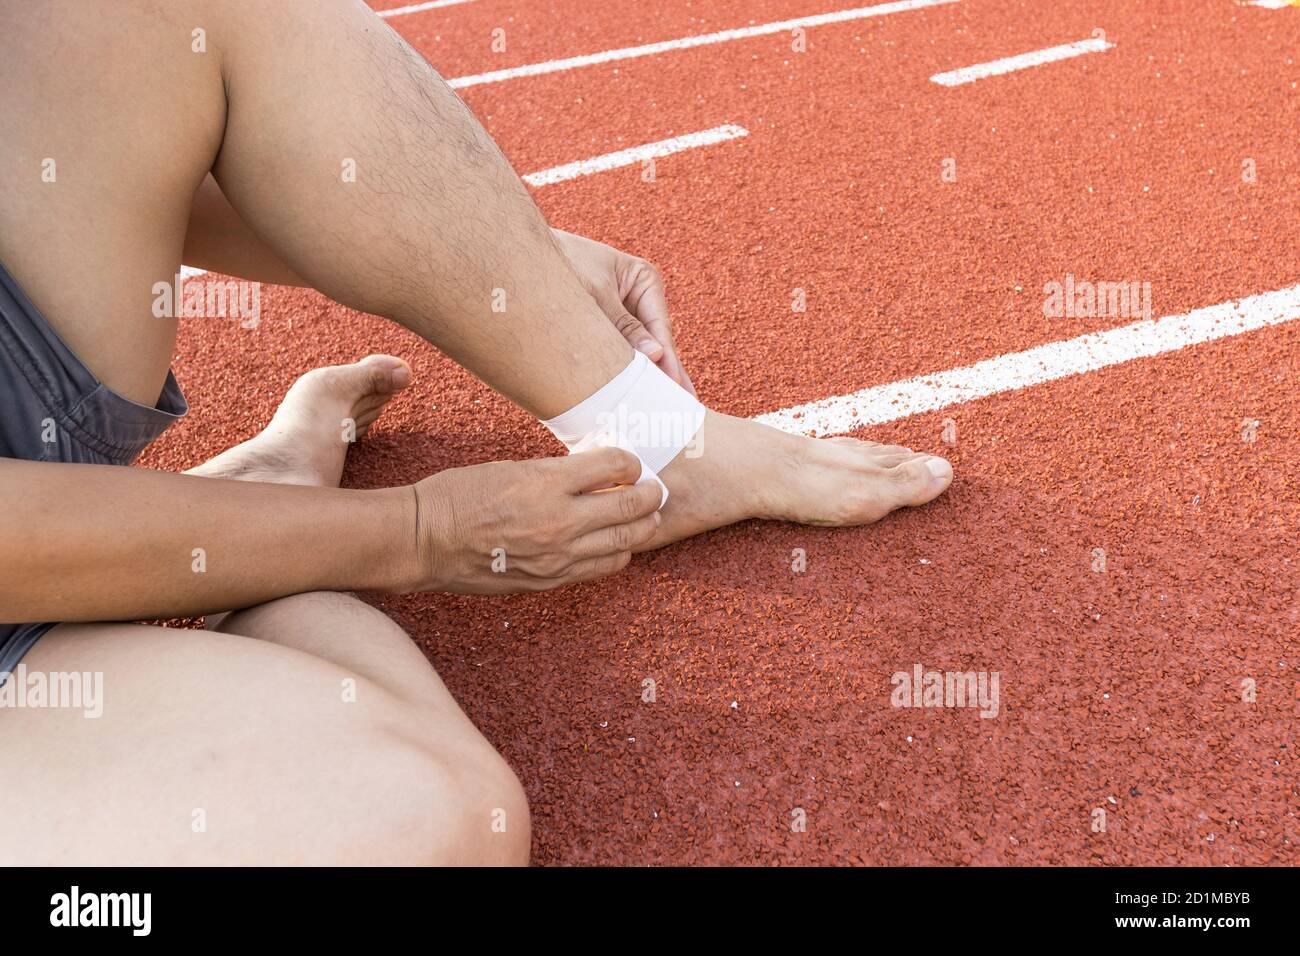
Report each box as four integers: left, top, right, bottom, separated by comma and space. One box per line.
873, 450, 930, 468
867, 444, 915, 458
887, 455, 953, 507
311, 355, 410, 402
356, 354, 412, 392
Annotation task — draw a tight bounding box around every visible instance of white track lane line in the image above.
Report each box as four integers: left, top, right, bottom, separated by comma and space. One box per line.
377, 0, 476, 18
181, 126, 747, 276
448, 0, 963, 89
1246, 1, 1293, 10
754, 284, 1300, 436
522, 124, 749, 186
930, 36, 1113, 87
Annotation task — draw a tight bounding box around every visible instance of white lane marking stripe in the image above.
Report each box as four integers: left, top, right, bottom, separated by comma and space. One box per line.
754, 285, 1300, 436
521, 125, 749, 186
447, 0, 964, 89
377, 0, 476, 18
930, 37, 1113, 87
182, 126, 748, 276
1246, 1, 1292, 10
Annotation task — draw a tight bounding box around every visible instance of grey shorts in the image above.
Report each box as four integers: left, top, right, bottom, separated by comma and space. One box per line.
0, 258, 187, 679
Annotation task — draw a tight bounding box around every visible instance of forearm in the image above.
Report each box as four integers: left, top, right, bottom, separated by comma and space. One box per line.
0, 458, 412, 624
183, 174, 307, 287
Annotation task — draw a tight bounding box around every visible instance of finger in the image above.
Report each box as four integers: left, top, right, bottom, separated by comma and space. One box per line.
625, 263, 670, 327
627, 281, 696, 395
569, 510, 660, 560
552, 550, 634, 587
603, 296, 664, 360
650, 330, 696, 396
573, 479, 662, 534
555, 446, 643, 493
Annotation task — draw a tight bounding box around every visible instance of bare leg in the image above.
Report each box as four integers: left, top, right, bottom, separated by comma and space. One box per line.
0, 0, 948, 865
187, 355, 452, 704
206, 0, 631, 417
190, 353, 410, 487
0, 621, 528, 865
198, 0, 954, 537
0, 358, 529, 865
2, 0, 950, 554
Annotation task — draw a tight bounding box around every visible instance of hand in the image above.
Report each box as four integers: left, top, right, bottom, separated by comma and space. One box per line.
551, 228, 696, 395
408, 447, 662, 594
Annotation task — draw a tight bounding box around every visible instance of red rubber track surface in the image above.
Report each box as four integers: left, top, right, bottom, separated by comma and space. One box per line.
142, 0, 1300, 864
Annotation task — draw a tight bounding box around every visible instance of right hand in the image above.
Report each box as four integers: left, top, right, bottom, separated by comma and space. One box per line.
406, 447, 662, 594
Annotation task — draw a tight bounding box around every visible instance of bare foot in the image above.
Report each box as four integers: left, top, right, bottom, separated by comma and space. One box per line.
639, 411, 953, 549
188, 355, 411, 488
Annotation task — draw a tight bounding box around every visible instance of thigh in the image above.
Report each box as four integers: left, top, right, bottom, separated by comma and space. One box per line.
0, 621, 528, 865
0, 0, 226, 405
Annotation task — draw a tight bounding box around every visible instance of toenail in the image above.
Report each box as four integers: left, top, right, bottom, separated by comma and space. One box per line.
925, 457, 952, 480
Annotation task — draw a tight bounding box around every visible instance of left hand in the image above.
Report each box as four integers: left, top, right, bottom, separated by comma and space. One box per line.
552, 229, 696, 395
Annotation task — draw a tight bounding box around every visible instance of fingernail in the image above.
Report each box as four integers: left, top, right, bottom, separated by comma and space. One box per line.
636, 339, 662, 358
926, 456, 953, 480
391, 365, 412, 387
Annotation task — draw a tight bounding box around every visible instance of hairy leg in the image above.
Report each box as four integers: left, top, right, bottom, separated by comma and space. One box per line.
1, 0, 950, 558
206, 0, 630, 417
196, 0, 954, 532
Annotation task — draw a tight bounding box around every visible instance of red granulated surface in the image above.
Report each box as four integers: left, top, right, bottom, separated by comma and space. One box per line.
139, 0, 1300, 864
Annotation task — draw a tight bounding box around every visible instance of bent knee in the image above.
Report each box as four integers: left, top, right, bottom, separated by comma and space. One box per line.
359, 732, 531, 866
444, 741, 531, 866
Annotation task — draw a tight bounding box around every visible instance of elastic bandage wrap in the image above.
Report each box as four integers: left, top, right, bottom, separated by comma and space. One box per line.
541, 351, 705, 507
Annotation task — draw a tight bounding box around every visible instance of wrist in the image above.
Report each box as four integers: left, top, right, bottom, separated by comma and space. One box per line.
344, 485, 422, 593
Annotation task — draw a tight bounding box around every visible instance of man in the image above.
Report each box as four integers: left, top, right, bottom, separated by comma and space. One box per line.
0, 0, 952, 865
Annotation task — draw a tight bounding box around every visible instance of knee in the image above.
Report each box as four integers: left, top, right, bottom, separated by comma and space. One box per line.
444, 743, 532, 866
361, 732, 531, 866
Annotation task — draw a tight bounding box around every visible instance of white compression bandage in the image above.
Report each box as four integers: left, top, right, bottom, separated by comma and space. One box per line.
541, 351, 706, 507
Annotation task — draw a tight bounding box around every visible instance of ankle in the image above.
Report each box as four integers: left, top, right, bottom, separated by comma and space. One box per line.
661, 411, 773, 521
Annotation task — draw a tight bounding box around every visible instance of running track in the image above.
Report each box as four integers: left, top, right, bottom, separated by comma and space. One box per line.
148, 0, 1300, 864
